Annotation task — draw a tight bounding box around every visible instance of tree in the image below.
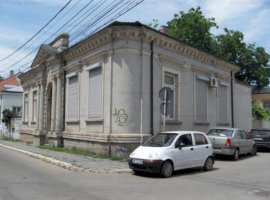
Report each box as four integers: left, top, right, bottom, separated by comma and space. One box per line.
2, 109, 13, 134
214, 29, 270, 87
163, 7, 270, 88
167, 7, 218, 52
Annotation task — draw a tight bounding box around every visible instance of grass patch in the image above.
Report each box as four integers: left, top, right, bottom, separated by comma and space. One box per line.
0, 136, 19, 142
26, 141, 33, 145
38, 146, 125, 161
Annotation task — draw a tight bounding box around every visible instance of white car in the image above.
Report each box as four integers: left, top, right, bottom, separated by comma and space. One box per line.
128, 131, 214, 178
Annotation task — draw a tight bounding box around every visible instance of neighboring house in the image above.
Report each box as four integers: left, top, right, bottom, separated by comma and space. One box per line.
252, 87, 270, 128
0, 75, 23, 139
19, 22, 251, 157
252, 87, 270, 110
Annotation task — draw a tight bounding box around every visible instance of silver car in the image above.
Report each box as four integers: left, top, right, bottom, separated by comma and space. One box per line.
207, 127, 257, 160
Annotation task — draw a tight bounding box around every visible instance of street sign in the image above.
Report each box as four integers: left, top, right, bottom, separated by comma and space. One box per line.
159, 87, 173, 101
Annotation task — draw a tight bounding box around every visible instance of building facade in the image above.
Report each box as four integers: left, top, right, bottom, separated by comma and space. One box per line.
0, 75, 23, 138
19, 22, 247, 157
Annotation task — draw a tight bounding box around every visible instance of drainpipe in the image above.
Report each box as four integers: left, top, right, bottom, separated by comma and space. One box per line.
231, 70, 234, 128
150, 40, 154, 135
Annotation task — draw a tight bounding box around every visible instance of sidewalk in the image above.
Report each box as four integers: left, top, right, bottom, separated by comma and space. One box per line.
0, 140, 131, 173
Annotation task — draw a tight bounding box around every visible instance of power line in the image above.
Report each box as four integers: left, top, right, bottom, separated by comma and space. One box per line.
1, 0, 145, 77
0, 0, 73, 63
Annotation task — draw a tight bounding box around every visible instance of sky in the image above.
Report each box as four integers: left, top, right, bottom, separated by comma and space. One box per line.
0, 0, 270, 78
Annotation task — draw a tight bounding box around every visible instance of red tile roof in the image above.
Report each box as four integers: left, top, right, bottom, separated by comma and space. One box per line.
0, 76, 20, 91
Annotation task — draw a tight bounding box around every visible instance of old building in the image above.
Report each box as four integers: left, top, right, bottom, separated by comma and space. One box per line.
19, 22, 251, 157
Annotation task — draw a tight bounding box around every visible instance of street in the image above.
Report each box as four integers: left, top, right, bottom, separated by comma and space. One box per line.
0, 147, 270, 200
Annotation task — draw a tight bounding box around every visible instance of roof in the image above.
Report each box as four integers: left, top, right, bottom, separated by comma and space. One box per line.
0, 76, 20, 91
2, 85, 23, 93
252, 87, 270, 94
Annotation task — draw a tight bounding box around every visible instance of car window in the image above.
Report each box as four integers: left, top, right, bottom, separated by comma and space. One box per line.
176, 134, 193, 148
242, 131, 248, 139
143, 133, 178, 147
236, 130, 244, 139
250, 130, 270, 137
194, 133, 208, 145
207, 129, 234, 137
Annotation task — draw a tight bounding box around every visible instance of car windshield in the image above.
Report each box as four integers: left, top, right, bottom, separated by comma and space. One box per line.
143, 133, 178, 147
207, 129, 234, 137
250, 130, 270, 137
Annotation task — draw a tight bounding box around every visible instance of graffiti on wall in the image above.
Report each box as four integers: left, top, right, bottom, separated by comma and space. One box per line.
112, 108, 128, 126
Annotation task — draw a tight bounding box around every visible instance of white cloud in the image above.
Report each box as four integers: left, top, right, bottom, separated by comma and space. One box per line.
203, 0, 263, 24
244, 9, 269, 41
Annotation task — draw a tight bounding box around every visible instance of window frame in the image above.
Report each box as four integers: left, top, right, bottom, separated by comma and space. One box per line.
87, 64, 103, 120
162, 68, 180, 121
32, 90, 38, 122
195, 76, 209, 123
24, 93, 29, 122
66, 73, 79, 121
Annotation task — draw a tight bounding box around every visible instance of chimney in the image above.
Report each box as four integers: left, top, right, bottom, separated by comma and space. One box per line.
50, 33, 69, 52
160, 26, 170, 35
9, 70, 14, 77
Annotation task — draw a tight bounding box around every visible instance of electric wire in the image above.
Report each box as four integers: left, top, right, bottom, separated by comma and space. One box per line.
0, 0, 145, 78
0, 0, 73, 63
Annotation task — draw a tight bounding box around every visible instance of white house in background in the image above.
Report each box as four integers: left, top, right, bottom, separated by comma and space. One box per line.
18, 22, 252, 158
0, 75, 23, 139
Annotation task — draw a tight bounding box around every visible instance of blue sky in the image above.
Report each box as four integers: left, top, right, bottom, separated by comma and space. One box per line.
0, 0, 270, 77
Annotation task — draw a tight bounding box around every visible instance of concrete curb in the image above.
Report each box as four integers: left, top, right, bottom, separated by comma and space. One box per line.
0, 143, 132, 174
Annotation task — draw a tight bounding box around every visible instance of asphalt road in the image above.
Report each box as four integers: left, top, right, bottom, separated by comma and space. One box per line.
1, 147, 270, 200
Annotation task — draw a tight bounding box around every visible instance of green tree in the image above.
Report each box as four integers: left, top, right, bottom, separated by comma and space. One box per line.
167, 7, 218, 52
214, 29, 270, 87
252, 103, 270, 120
164, 7, 270, 88
2, 109, 13, 132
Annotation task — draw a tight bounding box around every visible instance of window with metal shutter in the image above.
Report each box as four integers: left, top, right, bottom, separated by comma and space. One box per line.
88, 67, 102, 118
68, 76, 78, 120
196, 79, 208, 122
218, 85, 228, 122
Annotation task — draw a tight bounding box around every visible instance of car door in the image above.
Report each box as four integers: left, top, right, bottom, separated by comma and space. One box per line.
242, 131, 253, 153
171, 134, 195, 170
192, 133, 212, 166
235, 130, 246, 154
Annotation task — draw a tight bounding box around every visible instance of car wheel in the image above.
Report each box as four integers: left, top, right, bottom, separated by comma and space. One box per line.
251, 146, 257, 156
204, 157, 214, 171
161, 161, 173, 178
233, 149, 239, 160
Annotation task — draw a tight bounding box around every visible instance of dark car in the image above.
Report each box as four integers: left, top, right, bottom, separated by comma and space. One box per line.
249, 128, 270, 149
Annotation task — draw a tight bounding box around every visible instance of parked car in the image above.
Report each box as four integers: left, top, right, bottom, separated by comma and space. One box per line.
206, 127, 257, 160
128, 131, 214, 178
249, 128, 270, 149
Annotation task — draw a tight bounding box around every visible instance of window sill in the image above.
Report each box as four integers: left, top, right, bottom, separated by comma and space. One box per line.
194, 121, 210, 125
66, 120, 80, 124
217, 122, 230, 126
86, 118, 103, 123
165, 120, 182, 125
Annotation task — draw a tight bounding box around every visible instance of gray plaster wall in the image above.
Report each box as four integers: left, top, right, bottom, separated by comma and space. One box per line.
233, 81, 252, 130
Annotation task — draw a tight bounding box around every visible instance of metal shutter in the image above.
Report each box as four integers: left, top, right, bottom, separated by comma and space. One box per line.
68, 76, 78, 120
88, 67, 102, 118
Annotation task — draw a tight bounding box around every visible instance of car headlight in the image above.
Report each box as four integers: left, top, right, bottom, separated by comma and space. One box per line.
149, 152, 158, 159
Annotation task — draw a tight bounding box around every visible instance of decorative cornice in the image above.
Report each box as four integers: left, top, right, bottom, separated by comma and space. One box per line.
63, 25, 239, 73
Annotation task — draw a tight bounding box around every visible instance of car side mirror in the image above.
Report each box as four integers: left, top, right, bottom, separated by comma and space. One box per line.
175, 142, 182, 149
